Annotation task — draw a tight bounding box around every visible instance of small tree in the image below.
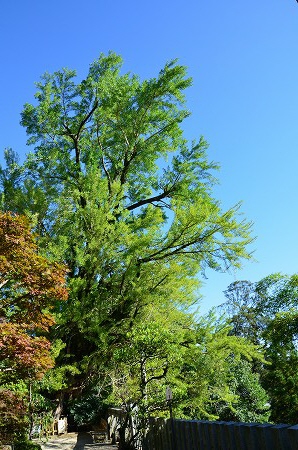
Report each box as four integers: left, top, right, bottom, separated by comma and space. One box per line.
0, 212, 67, 443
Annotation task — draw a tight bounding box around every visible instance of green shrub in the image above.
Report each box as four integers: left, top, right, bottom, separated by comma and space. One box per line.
14, 440, 42, 450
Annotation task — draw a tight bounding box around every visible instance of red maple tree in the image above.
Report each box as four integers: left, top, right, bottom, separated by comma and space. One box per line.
0, 212, 68, 443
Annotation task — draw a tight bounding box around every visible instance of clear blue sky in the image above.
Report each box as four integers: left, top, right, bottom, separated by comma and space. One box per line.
1, 0, 297, 313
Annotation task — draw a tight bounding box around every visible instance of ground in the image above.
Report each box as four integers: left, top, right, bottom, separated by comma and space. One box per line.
36, 432, 118, 450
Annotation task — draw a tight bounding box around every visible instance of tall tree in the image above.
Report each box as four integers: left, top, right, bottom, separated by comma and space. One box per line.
1, 53, 253, 432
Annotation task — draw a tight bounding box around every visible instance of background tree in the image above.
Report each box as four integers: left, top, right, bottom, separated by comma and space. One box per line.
214, 358, 270, 423
218, 280, 265, 344
219, 274, 298, 424
177, 313, 268, 422
256, 273, 298, 423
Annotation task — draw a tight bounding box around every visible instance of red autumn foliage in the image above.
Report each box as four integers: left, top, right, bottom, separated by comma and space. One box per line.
0, 212, 68, 442
0, 389, 28, 443
0, 212, 68, 330
0, 323, 54, 377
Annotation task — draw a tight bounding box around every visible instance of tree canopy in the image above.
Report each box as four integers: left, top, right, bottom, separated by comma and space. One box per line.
0, 53, 260, 444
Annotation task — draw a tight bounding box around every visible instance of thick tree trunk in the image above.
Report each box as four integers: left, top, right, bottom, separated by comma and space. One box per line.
54, 391, 64, 420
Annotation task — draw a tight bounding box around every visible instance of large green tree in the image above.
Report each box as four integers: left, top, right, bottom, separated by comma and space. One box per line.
1, 53, 253, 434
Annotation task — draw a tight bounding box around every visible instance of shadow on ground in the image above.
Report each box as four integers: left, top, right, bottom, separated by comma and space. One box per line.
73, 432, 94, 449
38, 432, 117, 449
74, 432, 118, 449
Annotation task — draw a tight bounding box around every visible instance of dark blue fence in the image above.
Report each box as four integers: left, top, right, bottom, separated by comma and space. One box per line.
144, 418, 298, 450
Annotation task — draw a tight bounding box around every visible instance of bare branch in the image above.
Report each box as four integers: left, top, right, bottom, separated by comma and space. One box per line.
126, 188, 173, 211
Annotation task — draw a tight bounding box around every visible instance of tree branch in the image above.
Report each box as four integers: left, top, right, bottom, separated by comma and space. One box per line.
76, 100, 99, 138
139, 225, 225, 264
126, 188, 173, 211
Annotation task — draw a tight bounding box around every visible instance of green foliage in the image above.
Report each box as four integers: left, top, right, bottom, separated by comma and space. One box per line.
106, 306, 192, 415
256, 273, 298, 314
0, 53, 256, 444
175, 313, 267, 421
13, 50, 252, 359
69, 391, 102, 426
219, 280, 265, 344
220, 274, 298, 424
0, 389, 28, 444
215, 358, 270, 422
14, 440, 42, 450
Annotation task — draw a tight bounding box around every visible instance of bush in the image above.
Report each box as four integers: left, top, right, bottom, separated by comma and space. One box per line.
14, 441, 42, 450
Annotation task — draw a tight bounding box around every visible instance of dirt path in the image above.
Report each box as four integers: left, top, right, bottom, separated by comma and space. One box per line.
36, 432, 118, 450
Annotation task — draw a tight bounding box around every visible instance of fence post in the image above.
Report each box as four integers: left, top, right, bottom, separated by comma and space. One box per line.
239, 423, 259, 450
157, 418, 163, 450
286, 424, 298, 450
195, 421, 205, 450
254, 424, 275, 450
270, 424, 291, 450
206, 421, 219, 450
235, 422, 253, 450
200, 420, 213, 450
187, 421, 195, 450
215, 421, 229, 450
191, 420, 201, 450
180, 420, 190, 450
222, 422, 236, 450
163, 419, 171, 450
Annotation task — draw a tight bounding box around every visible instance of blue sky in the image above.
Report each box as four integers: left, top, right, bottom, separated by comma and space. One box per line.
1, 0, 298, 313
